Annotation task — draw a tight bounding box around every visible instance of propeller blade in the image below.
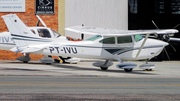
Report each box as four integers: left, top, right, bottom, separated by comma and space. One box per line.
152, 20, 159, 29
173, 24, 180, 29
36, 15, 47, 27
164, 48, 170, 60
169, 43, 176, 52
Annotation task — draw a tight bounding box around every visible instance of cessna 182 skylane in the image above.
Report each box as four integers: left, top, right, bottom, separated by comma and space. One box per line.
2, 14, 178, 72
0, 14, 79, 63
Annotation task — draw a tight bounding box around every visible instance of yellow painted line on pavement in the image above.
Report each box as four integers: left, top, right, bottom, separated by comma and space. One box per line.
0, 83, 180, 86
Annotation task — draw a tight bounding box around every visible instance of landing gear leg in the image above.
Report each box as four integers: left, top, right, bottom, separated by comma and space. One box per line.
59, 56, 71, 63
139, 59, 156, 71
23, 53, 30, 63
100, 60, 109, 71
16, 53, 31, 63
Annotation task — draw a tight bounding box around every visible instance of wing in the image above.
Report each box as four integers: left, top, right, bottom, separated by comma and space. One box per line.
133, 29, 179, 35
65, 26, 178, 36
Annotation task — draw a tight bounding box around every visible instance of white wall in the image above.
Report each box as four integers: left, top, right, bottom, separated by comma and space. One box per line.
65, 0, 128, 39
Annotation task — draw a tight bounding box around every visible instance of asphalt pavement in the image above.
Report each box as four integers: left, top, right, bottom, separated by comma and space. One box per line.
0, 60, 180, 100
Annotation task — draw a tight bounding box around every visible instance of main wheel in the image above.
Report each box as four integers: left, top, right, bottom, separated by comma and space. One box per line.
100, 67, 108, 70
124, 69, 133, 72
23, 61, 28, 63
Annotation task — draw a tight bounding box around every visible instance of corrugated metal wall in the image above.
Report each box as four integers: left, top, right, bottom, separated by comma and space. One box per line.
65, 0, 128, 39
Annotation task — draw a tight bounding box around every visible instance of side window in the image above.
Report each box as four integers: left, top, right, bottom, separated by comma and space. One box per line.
117, 36, 132, 44
99, 37, 115, 44
37, 29, 51, 38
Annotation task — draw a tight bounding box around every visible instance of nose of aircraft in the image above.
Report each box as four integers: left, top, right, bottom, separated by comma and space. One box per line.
164, 41, 169, 47
149, 38, 169, 48
156, 40, 169, 47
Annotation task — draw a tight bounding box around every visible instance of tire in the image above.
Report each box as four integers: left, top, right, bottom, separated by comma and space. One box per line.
46, 63, 51, 65
23, 61, 28, 63
100, 67, 108, 70
146, 69, 152, 71
124, 69, 133, 72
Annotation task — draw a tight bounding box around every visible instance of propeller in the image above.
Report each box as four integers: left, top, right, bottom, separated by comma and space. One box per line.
151, 20, 178, 60
173, 24, 180, 29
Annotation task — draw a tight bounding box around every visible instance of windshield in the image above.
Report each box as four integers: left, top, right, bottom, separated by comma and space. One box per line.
51, 29, 61, 38
134, 34, 143, 42
37, 29, 51, 38
86, 35, 102, 41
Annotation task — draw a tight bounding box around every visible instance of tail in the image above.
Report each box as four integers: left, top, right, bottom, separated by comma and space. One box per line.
1, 14, 37, 47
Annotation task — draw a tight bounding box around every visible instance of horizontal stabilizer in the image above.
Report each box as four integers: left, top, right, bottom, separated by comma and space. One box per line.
10, 47, 19, 53
20, 47, 45, 53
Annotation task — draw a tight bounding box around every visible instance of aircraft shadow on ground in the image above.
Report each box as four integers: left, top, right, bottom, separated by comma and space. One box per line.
5, 61, 157, 75
7, 61, 45, 65
52, 64, 158, 75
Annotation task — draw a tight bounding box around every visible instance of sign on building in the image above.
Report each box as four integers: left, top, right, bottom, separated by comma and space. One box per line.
0, 0, 25, 12
35, 0, 54, 15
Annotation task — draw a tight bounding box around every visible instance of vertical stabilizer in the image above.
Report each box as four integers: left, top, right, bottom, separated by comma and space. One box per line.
2, 14, 37, 47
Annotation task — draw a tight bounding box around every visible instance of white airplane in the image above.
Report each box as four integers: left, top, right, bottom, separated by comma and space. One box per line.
0, 14, 80, 63
1, 14, 179, 72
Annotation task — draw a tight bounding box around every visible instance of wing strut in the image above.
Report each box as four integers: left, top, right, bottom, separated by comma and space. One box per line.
135, 34, 150, 59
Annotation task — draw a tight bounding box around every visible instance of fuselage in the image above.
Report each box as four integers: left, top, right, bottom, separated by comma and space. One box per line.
0, 31, 14, 50
40, 35, 168, 61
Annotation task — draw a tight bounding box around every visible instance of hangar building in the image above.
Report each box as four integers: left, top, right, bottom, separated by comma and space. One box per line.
0, 0, 180, 60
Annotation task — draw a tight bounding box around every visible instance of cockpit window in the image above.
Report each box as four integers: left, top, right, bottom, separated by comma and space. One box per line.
51, 29, 61, 38
86, 35, 102, 41
99, 37, 115, 44
134, 34, 143, 42
37, 29, 51, 38
117, 36, 132, 44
